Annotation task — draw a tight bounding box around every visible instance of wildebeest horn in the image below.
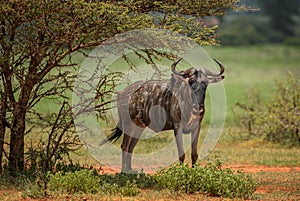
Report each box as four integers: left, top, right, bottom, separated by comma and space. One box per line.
214, 58, 225, 75
202, 58, 225, 76
171, 58, 183, 75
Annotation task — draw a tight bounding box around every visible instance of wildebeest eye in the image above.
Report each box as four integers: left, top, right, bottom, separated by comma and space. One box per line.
189, 80, 199, 91
189, 79, 196, 86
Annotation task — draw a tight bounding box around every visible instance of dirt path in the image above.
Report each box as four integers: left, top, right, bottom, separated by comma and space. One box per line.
222, 164, 300, 173
98, 164, 300, 174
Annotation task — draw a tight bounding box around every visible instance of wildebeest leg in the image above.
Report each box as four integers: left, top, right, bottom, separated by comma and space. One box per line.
121, 128, 144, 173
121, 135, 130, 173
174, 127, 185, 164
191, 126, 200, 167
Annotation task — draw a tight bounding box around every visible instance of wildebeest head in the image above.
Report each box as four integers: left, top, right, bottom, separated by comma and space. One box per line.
171, 58, 225, 115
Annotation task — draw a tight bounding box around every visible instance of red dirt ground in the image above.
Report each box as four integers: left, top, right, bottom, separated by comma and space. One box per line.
98, 164, 300, 174
222, 164, 300, 173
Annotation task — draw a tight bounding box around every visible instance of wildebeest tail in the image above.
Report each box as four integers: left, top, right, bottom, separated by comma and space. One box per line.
100, 125, 123, 146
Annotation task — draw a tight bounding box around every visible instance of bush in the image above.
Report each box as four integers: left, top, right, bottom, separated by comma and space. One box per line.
99, 180, 141, 196
48, 170, 100, 194
48, 170, 146, 196
233, 88, 263, 139
99, 172, 155, 189
235, 73, 300, 146
119, 181, 141, 196
153, 161, 256, 199
260, 73, 299, 146
98, 172, 154, 196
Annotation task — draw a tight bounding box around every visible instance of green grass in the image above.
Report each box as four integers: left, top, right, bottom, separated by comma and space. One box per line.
203, 44, 300, 124
205, 132, 300, 167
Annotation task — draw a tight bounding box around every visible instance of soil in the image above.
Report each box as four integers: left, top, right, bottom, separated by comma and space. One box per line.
222, 164, 300, 173
97, 164, 300, 174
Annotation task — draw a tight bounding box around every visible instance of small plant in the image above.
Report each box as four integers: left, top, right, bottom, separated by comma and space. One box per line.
100, 179, 141, 197
153, 161, 257, 199
119, 180, 141, 196
233, 88, 263, 139
22, 183, 45, 199
99, 172, 153, 196
48, 169, 100, 194
55, 160, 86, 173
100, 183, 119, 195
48, 169, 147, 197
99, 172, 156, 189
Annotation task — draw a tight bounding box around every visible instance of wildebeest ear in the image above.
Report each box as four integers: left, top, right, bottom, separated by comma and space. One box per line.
208, 75, 224, 83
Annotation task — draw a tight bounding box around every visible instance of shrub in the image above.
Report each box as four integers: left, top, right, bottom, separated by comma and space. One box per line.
54, 160, 86, 173
100, 183, 119, 195
99, 172, 155, 189
99, 172, 153, 196
100, 181, 141, 196
48, 170, 100, 194
233, 88, 263, 139
235, 73, 300, 146
48, 170, 147, 196
119, 181, 140, 196
153, 162, 256, 199
259, 73, 299, 146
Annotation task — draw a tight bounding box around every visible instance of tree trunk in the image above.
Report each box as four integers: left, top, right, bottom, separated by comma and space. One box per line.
0, 91, 8, 172
0, 121, 5, 172
8, 80, 34, 173
8, 105, 26, 173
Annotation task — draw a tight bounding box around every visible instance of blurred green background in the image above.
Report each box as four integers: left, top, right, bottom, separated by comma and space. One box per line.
215, 0, 300, 46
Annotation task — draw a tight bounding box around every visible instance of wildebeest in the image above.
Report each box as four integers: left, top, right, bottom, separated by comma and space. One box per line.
101, 58, 225, 172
